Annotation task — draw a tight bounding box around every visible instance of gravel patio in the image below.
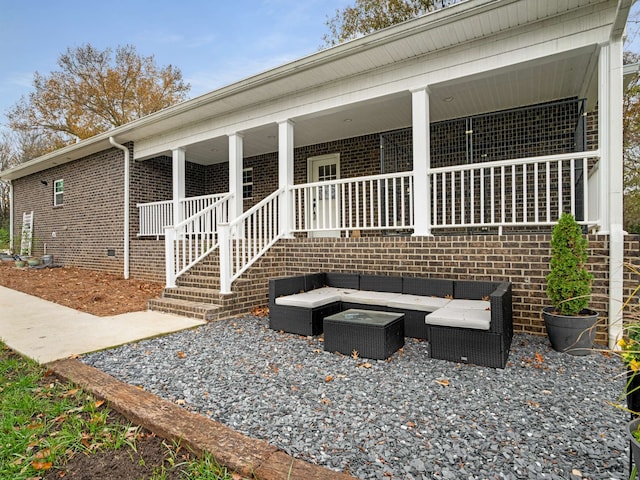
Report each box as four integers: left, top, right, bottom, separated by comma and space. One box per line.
82, 315, 628, 479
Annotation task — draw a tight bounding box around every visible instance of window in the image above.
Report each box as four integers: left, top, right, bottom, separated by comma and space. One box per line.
242, 168, 253, 200
54, 179, 64, 206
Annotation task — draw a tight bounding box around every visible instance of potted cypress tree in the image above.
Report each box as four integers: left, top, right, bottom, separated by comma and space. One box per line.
543, 212, 597, 355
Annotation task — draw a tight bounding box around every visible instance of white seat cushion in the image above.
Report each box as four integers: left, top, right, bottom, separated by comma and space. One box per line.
275, 287, 342, 308
425, 308, 491, 330
445, 299, 490, 310
387, 295, 451, 312
340, 289, 403, 307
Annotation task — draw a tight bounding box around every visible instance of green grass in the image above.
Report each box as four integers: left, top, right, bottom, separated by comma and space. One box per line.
0, 342, 236, 479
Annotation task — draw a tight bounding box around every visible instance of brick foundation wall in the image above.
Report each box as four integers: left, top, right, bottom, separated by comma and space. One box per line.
227, 234, 640, 345
130, 239, 167, 282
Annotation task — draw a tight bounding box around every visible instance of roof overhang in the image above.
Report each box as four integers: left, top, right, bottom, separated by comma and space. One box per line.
1, 0, 633, 180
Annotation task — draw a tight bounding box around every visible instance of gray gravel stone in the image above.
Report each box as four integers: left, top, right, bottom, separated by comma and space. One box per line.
82, 315, 629, 479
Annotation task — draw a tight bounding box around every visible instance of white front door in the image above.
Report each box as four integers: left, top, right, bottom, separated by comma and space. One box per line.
308, 153, 340, 238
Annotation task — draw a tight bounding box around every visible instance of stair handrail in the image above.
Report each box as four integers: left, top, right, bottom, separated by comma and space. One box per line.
219, 188, 285, 294
164, 192, 233, 288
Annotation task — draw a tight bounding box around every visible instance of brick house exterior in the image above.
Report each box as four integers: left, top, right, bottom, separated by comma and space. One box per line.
1, 0, 635, 347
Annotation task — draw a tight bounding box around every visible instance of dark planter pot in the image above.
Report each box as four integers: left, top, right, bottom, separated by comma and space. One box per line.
628, 371, 640, 417
629, 418, 640, 470
542, 307, 598, 355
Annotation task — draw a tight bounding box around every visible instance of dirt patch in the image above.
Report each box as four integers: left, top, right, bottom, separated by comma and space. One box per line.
0, 261, 163, 316
43, 431, 188, 480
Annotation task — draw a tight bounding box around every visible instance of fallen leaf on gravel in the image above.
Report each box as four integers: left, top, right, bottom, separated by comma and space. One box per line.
177, 351, 187, 359
175, 399, 186, 405
434, 379, 450, 387
357, 362, 372, 369
325, 375, 334, 382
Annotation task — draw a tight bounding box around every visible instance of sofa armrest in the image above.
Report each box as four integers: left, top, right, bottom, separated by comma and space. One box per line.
268, 275, 306, 307
488, 281, 512, 335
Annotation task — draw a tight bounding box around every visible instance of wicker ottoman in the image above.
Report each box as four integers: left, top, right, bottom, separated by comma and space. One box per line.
323, 309, 404, 360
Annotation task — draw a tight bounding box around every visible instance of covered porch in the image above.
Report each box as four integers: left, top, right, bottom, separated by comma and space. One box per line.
127, 0, 628, 346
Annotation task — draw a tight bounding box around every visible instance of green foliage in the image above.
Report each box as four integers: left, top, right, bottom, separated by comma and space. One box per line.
0, 343, 236, 479
0, 225, 9, 250
0, 343, 137, 479
546, 213, 593, 316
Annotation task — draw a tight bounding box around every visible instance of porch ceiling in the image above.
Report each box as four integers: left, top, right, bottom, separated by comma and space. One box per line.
184, 46, 599, 165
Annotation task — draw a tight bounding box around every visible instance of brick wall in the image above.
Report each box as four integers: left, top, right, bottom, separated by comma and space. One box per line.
130, 239, 166, 281
226, 234, 640, 344
11, 146, 128, 274
117, 233, 640, 345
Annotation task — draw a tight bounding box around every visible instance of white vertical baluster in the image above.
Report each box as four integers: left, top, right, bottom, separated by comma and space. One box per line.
522, 164, 527, 223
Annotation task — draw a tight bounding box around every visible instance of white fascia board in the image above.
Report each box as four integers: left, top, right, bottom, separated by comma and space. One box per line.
135, 7, 615, 160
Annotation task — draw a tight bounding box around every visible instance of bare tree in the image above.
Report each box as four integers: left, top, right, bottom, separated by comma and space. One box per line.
6, 44, 190, 154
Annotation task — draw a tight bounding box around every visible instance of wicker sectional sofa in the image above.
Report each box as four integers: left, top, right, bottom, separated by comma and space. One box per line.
268, 273, 513, 368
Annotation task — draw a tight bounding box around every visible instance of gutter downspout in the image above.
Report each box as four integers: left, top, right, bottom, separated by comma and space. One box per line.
9, 180, 13, 253
109, 137, 130, 280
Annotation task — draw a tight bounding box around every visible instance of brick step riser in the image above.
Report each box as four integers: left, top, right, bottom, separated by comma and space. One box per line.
147, 299, 221, 322
176, 279, 221, 289
163, 292, 221, 304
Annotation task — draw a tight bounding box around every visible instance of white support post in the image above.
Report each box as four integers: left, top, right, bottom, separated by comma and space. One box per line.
600, 39, 625, 349
8, 180, 13, 252
218, 223, 231, 294
411, 87, 431, 236
598, 47, 610, 235
228, 133, 244, 222
278, 120, 295, 238
164, 227, 176, 288
172, 148, 186, 227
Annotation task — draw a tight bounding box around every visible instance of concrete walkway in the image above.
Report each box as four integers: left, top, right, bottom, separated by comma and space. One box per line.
0, 286, 206, 363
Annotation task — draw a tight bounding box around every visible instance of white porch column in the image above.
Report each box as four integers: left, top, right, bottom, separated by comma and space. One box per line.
172, 148, 186, 226
278, 120, 295, 238
599, 39, 625, 348
228, 133, 244, 221
412, 87, 431, 236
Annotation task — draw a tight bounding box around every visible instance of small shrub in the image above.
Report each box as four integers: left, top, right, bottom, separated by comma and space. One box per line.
546, 212, 593, 315
0, 226, 9, 251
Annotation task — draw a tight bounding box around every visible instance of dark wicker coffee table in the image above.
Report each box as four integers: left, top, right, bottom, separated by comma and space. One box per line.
323, 309, 404, 360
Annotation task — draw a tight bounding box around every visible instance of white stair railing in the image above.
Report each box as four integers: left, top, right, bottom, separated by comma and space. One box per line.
164, 193, 232, 288
219, 188, 283, 294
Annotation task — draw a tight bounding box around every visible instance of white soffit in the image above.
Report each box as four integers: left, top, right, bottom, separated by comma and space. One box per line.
0, 0, 625, 178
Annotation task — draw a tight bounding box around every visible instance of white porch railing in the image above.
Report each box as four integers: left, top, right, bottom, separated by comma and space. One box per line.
219, 188, 283, 294
430, 151, 600, 233
138, 200, 173, 237
164, 193, 232, 288
291, 172, 414, 233
156, 152, 601, 290
138, 193, 229, 237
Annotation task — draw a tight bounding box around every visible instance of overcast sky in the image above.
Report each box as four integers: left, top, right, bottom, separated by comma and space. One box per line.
0, 0, 350, 127
1, 0, 640, 133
